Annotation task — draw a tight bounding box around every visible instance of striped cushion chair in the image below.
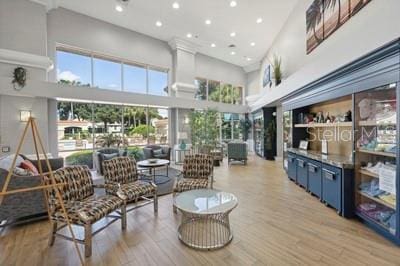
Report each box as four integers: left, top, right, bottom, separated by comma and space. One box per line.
45, 165, 126, 257
173, 154, 214, 212
102, 157, 158, 214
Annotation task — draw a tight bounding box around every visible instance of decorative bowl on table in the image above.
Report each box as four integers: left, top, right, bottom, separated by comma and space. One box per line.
148, 159, 158, 164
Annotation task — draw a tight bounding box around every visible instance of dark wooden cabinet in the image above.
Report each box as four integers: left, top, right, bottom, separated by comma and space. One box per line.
308, 160, 322, 198
296, 157, 308, 189
322, 164, 342, 213
287, 153, 297, 181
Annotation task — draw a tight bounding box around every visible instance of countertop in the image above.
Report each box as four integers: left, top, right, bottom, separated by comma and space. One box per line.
287, 148, 354, 169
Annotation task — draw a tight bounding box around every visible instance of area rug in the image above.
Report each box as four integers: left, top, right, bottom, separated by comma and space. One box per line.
93, 167, 181, 196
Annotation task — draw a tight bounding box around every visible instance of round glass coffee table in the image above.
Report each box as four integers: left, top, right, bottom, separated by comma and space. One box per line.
173, 189, 238, 250
137, 159, 170, 185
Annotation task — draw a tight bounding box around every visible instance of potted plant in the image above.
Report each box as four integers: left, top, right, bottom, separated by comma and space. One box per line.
272, 55, 282, 86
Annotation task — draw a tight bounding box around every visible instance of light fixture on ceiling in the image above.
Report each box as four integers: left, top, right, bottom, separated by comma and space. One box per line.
205, 19, 212, 25
211, 43, 216, 48
250, 42, 256, 46
172, 2, 180, 9
231, 51, 236, 55
156, 21, 163, 27
115, 0, 129, 12
256, 17, 263, 24
186, 33, 192, 38
246, 57, 252, 61
230, 1, 237, 7
230, 32, 236, 37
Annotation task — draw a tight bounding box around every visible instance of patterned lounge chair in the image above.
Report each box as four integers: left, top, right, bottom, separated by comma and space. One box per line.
102, 157, 158, 213
173, 154, 214, 212
45, 165, 126, 257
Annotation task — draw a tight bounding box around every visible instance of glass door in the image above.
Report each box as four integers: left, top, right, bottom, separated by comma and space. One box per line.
354, 83, 397, 235
283, 111, 293, 171
253, 112, 264, 157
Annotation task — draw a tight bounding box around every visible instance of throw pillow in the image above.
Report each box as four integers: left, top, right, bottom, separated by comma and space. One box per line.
20, 160, 39, 175
13, 167, 34, 176
103, 153, 119, 161
153, 149, 163, 156
0, 154, 25, 170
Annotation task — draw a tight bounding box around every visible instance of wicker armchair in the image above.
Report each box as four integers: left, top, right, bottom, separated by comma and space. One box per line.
173, 154, 214, 213
45, 165, 126, 257
102, 157, 158, 213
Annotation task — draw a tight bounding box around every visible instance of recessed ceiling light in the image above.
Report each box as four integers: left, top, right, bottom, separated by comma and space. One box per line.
230, 1, 237, 7
256, 18, 263, 24
211, 43, 216, 48
172, 2, 180, 9
115, 5, 123, 12
186, 33, 192, 38
246, 57, 252, 61
156, 21, 162, 27
231, 51, 236, 55
230, 32, 236, 37
205, 19, 212, 25
250, 42, 256, 46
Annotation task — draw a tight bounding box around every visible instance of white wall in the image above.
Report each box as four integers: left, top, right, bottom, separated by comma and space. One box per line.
246, 70, 261, 97
195, 53, 246, 87
0, 0, 50, 156
251, 0, 400, 106
0, 95, 49, 155
0, 0, 47, 57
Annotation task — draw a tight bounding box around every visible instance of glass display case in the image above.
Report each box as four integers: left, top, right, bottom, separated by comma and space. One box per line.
354, 83, 397, 236
253, 112, 264, 157
283, 111, 293, 171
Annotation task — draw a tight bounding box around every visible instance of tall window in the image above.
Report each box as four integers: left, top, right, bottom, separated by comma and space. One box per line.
233, 86, 243, 105
123, 63, 147, 94
194, 77, 243, 105
56, 49, 169, 95
93, 57, 122, 90
57, 50, 91, 86
221, 84, 233, 104
57, 101, 169, 168
219, 112, 244, 142
208, 80, 221, 102
195, 78, 207, 100
148, 68, 169, 96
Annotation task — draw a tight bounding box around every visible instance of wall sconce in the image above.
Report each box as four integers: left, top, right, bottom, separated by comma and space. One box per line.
20, 110, 31, 122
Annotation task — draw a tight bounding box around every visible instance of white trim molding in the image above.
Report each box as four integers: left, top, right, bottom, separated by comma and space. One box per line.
0, 49, 54, 72
30, 0, 58, 11
168, 38, 199, 55
243, 61, 261, 73
171, 82, 197, 93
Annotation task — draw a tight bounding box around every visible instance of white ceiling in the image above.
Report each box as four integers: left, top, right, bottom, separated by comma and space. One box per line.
56, 0, 298, 67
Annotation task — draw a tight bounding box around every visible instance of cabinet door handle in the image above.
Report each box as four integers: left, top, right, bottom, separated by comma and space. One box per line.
308, 163, 318, 173
323, 169, 336, 180
297, 159, 305, 168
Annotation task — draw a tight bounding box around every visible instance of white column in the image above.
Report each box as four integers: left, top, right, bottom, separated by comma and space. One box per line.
168, 38, 199, 99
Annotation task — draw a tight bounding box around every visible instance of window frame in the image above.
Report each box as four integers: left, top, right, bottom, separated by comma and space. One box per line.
56, 45, 169, 96
194, 76, 244, 105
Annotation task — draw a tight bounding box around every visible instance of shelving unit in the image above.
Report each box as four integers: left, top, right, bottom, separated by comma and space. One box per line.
359, 169, 379, 178
358, 149, 396, 158
294, 122, 352, 128
357, 191, 396, 209
354, 84, 397, 237
358, 121, 396, 127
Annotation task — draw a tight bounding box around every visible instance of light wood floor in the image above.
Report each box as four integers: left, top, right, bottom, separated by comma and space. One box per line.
1, 155, 400, 265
